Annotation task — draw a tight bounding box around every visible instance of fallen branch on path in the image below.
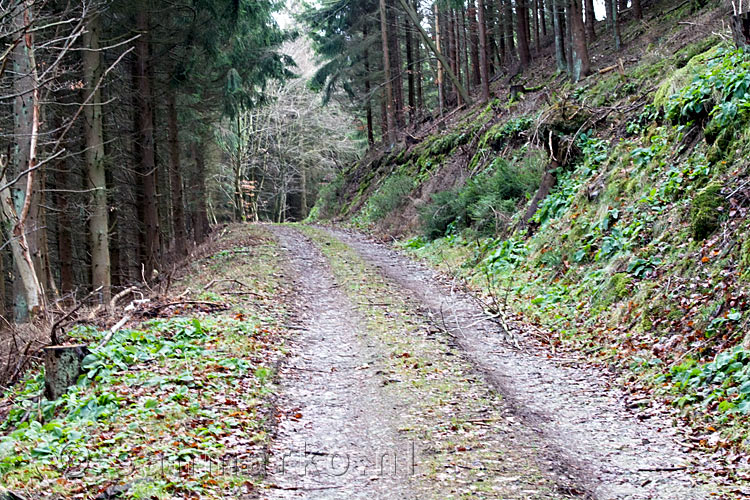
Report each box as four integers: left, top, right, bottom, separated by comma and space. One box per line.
144, 300, 228, 316
109, 286, 138, 311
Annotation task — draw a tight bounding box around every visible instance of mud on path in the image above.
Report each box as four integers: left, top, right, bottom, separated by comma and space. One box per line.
324, 226, 718, 500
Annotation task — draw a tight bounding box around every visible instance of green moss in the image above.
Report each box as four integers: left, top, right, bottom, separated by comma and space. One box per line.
703, 119, 722, 145
674, 35, 721, 69
740, 238, 750, 279
654, 45, 720, 109
589, 74, 624, 107
429, 131, 464, 156
630, 55, 669, 81
639, 294, 672, 334
690, 182, 724, 240
477, 116, 533, 151
640, 314, 654, 332
392, 148, 408, 165
543, 101, 590, 135
611, 273, 632, 300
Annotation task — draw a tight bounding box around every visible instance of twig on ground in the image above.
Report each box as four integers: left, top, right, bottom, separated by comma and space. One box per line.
49, 286, 103, 345
96, 314, 133, 349
202, 278, 249, 291
109, 286, 138, 311
637, 466, 687, 472
146, 300, 227, 315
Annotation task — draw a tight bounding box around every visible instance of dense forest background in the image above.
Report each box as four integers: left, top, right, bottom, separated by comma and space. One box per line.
0, 0, 362, 324
0, 0, 722, 324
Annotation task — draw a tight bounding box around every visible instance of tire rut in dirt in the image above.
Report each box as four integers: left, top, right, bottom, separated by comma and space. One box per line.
263, 226, 417, 499
324, 226, 713, 500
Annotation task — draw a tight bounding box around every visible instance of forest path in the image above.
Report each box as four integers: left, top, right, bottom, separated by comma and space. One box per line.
263, 224, 716, 499
263, 225, 417, 499
265, 225, 569, 499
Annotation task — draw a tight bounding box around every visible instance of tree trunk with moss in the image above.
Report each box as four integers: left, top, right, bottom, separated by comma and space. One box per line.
83, 11, 111, 301
570, 0, 591, 81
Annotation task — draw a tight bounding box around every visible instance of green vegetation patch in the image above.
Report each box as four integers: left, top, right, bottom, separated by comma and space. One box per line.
667, 346, 750, 418
690, 182, 724, 240
360, 172, 415, 223
0, 226, 291, 499
421, 151, 545, 240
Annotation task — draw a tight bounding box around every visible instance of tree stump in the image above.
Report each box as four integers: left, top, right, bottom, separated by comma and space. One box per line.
731, 13, 750, 48
43, 344, 89, 400
510, 85, 526, 101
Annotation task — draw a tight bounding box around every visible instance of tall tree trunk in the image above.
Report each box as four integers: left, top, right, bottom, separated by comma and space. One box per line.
533, 0, 541, 53
553, 0, 567, 72
387, 2, 405, 128
447, 9, 459, 106
405, 13, 416, 125
0, 171, 42, 321
82, 11, 111, 301
469, 5, 481, 86
517, 0, 531, 68
434, 3, 445, 115
584, 0, 596, 39
611, 0, 622, 50
494, 0, 506, 67
487, 4, 498, 73
135, 3, 161, 278
477, 0, 491, 102
570, 0, 591, 81
504, 0, 516, 62
8, 1, 44, 320
540, 0, 548, 36
632, 0, 643, 20
414, 0, 424, 111
380, 0, 397, 144
565, 2, 574, 72
460, 9, 471, 95
167, 92, 187, 257
380, 92, 389, 139
363, 27, 376, 145
54, 161, 73, 297
190, 142, 210, 244
233, 114, 246, 222
0, 251, 4, 317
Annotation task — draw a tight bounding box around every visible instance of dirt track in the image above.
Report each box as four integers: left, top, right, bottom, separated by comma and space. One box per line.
264, 226, 417, 499
264, 224, 716, 499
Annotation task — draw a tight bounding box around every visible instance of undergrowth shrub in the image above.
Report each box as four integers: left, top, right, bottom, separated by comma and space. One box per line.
667, 346, 750, 417
313, 174, 345, 219
690, 181, 724, 240
665, 47, 750, 133
532, 133, 608, 227
420, 155, 543, 239
363, 173, 414, 222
